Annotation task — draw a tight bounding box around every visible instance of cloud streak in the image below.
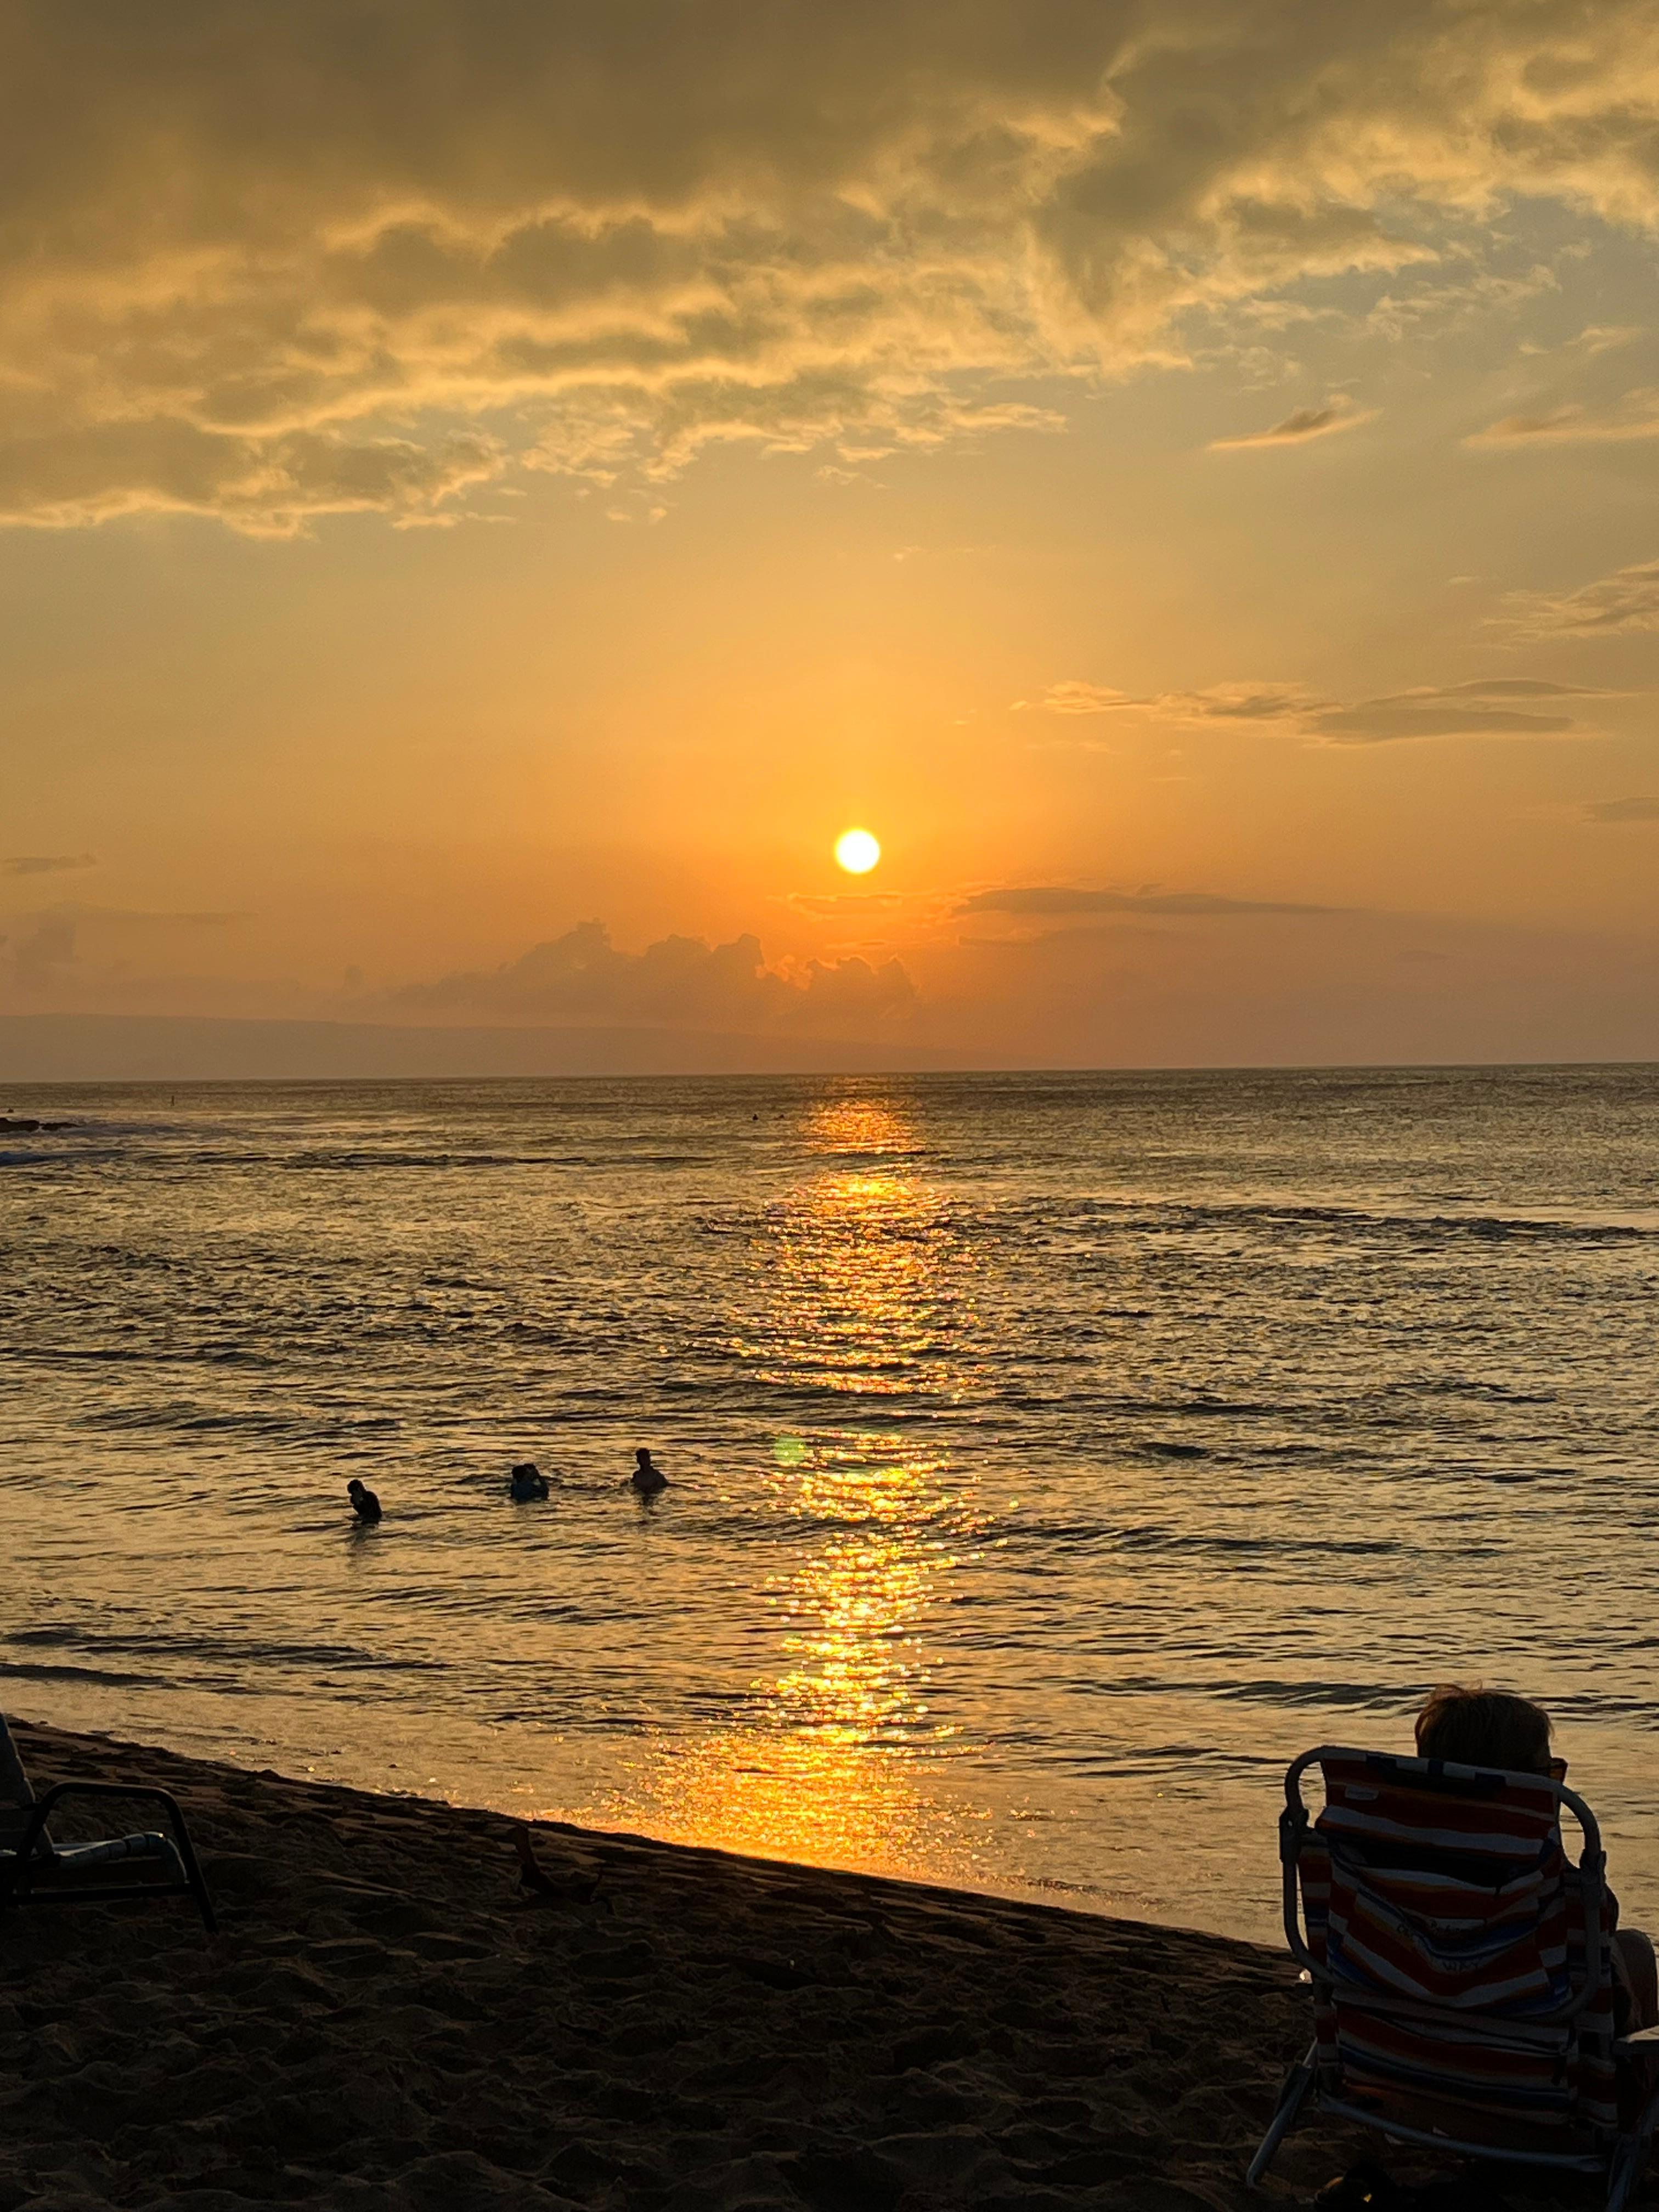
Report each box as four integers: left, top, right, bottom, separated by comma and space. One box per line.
1021, 676, 1606, 743
1207, 399, 1376, 452
1584, 795, 1659, 822
2, 854, 96, 876
1501, 558, 1659, 637
8, 1, 1659, 529
958, 887, 1345, 918
1470, 388, 1659, 448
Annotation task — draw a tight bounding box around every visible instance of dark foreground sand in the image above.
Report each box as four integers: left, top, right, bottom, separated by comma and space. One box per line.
0, 1721, 1525, 2211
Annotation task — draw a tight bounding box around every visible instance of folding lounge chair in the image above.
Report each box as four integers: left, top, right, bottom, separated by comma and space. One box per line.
1248, 1746, 1659, 2211
0, 1714, 216, 1933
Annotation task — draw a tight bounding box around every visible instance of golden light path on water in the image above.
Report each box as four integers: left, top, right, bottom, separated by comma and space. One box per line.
572, 1095, 995, 1882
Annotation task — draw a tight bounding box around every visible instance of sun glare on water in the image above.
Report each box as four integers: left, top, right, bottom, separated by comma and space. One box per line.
834, 828, 881, 875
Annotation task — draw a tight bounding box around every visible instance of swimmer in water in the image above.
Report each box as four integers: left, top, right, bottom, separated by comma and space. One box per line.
509, 1461, 549, 1502
347, 1479, 382, 1523
630, 1448, 668, 1497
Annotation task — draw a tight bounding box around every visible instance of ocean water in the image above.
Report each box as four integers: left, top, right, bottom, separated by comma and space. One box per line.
3, 1065, 1658, 1944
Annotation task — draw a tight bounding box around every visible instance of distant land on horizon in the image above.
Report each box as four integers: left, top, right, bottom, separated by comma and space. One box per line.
2, 1013, 1656, 1085
0, 1013, 970, 1082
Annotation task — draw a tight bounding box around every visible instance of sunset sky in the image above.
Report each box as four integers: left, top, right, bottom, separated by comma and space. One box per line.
4, 0, 1659, 1069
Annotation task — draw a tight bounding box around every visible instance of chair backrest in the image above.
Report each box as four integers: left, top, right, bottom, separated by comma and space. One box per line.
1290, 1748, 1618, 2141
0, 1714, 39, 1851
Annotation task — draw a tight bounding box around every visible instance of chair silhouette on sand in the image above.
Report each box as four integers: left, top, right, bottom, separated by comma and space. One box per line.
0, 1714, 216, 1933
1249, 1747, 1659, 2210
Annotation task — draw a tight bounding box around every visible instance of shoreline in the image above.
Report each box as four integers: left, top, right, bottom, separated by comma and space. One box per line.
3, 1717, 1356, 2210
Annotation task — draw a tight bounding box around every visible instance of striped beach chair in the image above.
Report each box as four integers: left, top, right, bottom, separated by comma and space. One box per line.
1248, 1747, 1659, 2208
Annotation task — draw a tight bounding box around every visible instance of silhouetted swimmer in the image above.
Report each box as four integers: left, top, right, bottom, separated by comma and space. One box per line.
509, 1461, 549, 1502
630, 1448, 668, 1498
347, 1479, 382, 1524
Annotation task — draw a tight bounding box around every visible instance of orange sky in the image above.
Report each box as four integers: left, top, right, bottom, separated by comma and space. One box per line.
3, 1, 1658, 1069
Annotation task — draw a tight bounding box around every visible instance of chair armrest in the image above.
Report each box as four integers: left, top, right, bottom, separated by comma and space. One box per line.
7, 1780, 191, 1878
5, 1779, 218, 1934
32, 1780, 190, 1812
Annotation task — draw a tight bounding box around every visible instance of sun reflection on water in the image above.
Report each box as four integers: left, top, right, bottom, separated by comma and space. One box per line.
577, 1091, 994, 1883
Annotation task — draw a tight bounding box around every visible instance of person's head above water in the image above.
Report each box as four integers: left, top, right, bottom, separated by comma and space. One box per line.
347, 1479, 368, 1499
1415, 1683, 1558, 1776
630, 1447, 667, 1490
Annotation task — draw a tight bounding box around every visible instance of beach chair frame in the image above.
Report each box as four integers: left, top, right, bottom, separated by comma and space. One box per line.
0, 1726, 217, 1938
1248, 1746, 1659, 2210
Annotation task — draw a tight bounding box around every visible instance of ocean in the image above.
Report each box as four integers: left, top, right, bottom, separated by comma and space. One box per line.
3, 1065, 1657, 1943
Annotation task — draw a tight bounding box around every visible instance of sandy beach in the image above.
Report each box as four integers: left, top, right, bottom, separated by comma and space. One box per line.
0, 1718, 1387, 2212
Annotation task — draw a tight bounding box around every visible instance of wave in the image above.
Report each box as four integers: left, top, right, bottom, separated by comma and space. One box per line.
1045, 1193, 1658, 1245
1108, 1523, 1403, 1557
5, 1625, 449, 1672
0, 1660, 171, 1689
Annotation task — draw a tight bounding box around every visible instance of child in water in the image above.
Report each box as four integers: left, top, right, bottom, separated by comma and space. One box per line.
509, 1462, 549, 1501
346, 1479, 381, 1523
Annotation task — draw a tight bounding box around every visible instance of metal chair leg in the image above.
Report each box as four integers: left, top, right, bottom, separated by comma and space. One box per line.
1247, 2043, 1317, 2190
1605, 2139, 1641, 2212
1607, 2067, 1659, 2212
162, 1796, 218, 1933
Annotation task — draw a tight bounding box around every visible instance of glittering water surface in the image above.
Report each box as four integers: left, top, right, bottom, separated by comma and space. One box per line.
3, 1066, 1657, 1941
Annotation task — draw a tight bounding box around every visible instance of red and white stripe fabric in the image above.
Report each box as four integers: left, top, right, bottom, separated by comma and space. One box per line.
1298, 1752, 1618, 2138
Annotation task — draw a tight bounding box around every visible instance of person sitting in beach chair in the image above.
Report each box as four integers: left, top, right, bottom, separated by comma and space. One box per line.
1249, 1684, 1659, 2210
0, 1713, 216, 1931
1412, 1688, 1656, 2033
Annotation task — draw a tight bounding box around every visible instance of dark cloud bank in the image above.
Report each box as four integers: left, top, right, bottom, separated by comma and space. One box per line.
7, 0, 1659, 532
377, 921, 915, 1031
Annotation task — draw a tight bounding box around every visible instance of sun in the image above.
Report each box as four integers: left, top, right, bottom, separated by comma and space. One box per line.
834, 827, 881, 875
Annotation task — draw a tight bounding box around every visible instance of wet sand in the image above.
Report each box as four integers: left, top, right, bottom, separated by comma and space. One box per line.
4, 1720, 1392, 2210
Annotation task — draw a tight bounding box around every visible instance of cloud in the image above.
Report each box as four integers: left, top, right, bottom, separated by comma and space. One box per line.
2, 853, 95, 876
0, 424, 506, 538
380, 919, 915, 1032
50, 905, 245, 928
1018, 679, 1322, 719
1521, 324, 1645, 359
1584, 795, 1659, 822
1500, 558, 1659, 636
1022, 675, 1606, 742
1364, 264, 1560, 343
2, 914, 78, 991
1207, 399, 1377, 452
958, 887, 1344, 918
1, 902, 244, 932
1306, 682, 1588, 742
0, 905, 247, 995
785, 893, 905, 916
1018, 680, 1137, 715
8, 1, 1659, 531
1469, 388, 1659, 448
